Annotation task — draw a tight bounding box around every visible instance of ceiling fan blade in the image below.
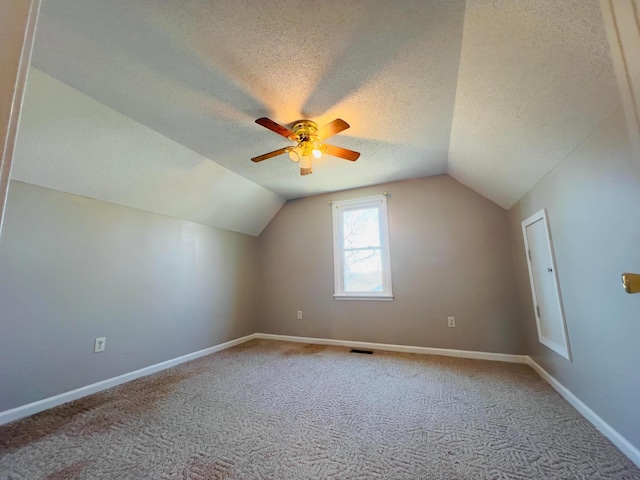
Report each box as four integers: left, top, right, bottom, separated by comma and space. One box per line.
300, 167, 313, 175
251, 147, 289, 163
315, 119, 350, 140
255, 117, 297, 140
323, 144, 360, 161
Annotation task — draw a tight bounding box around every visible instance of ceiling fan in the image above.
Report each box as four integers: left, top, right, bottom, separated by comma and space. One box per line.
252, 117, 360, 175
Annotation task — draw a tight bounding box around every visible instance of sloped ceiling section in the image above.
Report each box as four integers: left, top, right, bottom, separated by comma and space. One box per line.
12, 69, 284, 236
13, 0, 622, 232
448, 0, 621, 208
26, 0, 466, 200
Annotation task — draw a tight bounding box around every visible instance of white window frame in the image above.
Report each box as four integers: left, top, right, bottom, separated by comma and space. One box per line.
332, 195, 393, 301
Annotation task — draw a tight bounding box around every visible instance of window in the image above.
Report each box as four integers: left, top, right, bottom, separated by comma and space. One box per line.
332, 195, 393, 300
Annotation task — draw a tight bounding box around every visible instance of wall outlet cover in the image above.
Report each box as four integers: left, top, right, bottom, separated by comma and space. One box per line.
94, 337, 106, 353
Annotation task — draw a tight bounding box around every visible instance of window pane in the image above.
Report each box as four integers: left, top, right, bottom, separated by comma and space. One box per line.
344, 249, 383, 292
343, 207, 380, 249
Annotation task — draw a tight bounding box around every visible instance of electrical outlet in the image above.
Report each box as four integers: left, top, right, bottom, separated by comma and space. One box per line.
448, 317, 456, 328
297, 310, 303, 320
94, 337, 106, 353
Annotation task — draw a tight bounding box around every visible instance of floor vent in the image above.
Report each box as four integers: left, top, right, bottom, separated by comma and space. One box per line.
350, 349, 374, 354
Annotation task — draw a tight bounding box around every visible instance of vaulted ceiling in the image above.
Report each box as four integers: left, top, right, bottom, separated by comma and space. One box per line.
12, 0, 621, 235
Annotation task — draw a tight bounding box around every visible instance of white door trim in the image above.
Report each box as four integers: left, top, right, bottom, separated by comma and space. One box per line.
0, 0, 41, 236
521, 209, 571, 360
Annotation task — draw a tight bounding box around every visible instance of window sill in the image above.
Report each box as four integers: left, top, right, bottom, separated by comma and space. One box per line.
333, 294, 394, 301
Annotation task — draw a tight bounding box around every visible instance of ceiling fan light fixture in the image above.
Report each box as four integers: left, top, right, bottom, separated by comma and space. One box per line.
288, 147, 302, 163
252, 117, 360, 172
300, 155, 312, 170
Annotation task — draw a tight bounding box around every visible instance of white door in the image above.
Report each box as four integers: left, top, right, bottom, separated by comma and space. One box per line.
522, 209, 571, 360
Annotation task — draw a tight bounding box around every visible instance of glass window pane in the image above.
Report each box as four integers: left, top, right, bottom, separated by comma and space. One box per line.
342, 207, 380, 249
344, 249, 383, 292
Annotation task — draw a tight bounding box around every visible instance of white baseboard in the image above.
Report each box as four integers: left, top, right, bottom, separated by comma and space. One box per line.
256, 333, 639, 467
0, 333, 257, 426
526, 357, 640, 468
254, 333, 528, 364
2, 332, 638, 469
0, 333, 525, 427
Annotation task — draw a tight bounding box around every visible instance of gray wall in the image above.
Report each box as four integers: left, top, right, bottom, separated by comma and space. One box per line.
258, 175, 524, 354
0, 181, 259, 411
508, 108, 640, 450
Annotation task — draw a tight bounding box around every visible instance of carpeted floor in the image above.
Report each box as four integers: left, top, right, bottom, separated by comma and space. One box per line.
1, 339, 639, 479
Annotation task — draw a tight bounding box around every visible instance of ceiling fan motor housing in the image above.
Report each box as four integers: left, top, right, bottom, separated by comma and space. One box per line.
291, 120, 318, 136
292, 120, 321, 144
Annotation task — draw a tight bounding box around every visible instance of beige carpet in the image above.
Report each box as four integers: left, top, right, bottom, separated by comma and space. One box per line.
1, 339, 638, 479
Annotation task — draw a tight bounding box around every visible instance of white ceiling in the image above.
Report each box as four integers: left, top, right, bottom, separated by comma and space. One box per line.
14, 0, 621, 233
449, 0, 621, 207
12, 69, 284, 236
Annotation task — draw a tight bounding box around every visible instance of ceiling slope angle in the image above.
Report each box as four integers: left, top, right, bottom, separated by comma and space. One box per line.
12, 69, 284, 236
28, 0, 467, 200
447, 0, 622, 209
16, 0, 623, 226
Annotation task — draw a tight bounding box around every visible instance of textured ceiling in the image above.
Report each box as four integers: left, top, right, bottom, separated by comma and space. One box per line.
448, 0, 621, 208
15, 0, 621, 231
12, 69, 284, 236
26, 0, 465, 201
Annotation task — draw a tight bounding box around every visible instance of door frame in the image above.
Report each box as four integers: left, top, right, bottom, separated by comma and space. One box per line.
0, 0, 40, 238
521, 208, 571, 360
